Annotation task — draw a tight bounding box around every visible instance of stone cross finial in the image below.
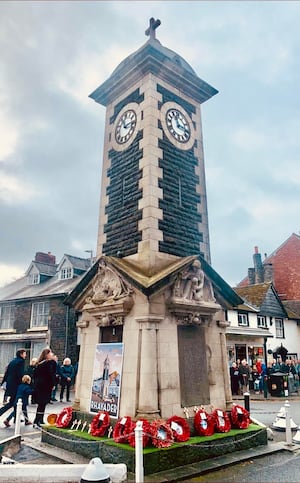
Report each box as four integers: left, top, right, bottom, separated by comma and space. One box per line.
145, 17, 161, 40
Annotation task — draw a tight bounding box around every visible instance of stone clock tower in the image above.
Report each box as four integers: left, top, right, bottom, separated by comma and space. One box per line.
90, 18, 218, 274
68, 19, 241, 420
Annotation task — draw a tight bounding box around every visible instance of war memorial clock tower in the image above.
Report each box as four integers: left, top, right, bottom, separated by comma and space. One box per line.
69, 19, 241, 419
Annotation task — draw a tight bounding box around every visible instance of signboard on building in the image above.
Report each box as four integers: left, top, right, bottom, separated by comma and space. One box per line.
90, 342, 124, 418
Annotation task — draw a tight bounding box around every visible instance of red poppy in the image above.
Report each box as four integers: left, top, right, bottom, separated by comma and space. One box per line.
212, 409, 231, 433
90, 411, 110, 437
194, 409, 215, 436
113, 416, 132, 443
149, 419, 174, 448
230, 404, 250, 429
128, 418, 151, 448
166, 415, 190, 442
56, 406, 73, 428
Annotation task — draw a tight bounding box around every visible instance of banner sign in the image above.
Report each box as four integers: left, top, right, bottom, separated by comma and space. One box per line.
90, 342, 124, 418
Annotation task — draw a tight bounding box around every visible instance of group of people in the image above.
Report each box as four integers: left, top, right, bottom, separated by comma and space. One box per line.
230, 357, 300, 396
0, 348, 76, 428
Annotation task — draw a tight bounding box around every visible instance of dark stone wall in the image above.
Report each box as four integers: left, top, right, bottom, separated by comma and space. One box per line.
103, 89, 145, 258
157, 84, 203, 257
103, 133, 143, 257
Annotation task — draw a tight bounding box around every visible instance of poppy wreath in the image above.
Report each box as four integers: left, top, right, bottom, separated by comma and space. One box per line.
113, 416, 132, 443
90, 411, 110, 437
212, 408, 231, 433
166, 415, 190, 442
56, 406, 73, 428
231, 404, 250, 429
149, 419, 174, 448
128, 418, 151, 448
194, 409, 215, 437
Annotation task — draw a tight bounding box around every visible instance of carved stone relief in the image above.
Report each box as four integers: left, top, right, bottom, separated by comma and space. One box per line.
84, 258, 133, 308
172, 260, 215, 303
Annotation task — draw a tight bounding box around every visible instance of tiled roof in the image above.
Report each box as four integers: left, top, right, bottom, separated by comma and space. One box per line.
0, 273, 86, 302
32, 261, 57, 276
282, 300, 300, 320
233, 283, 272, 310
63, 255, 91, 271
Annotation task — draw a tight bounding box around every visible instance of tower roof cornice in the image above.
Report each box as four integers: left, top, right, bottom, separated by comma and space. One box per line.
89, 38, 218, 106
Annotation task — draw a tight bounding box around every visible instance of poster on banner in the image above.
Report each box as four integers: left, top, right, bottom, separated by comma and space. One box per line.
90, 342, 124, 418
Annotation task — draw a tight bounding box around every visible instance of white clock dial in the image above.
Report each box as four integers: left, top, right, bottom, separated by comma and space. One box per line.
166, 108, 191, 143
115, 109, 137, 145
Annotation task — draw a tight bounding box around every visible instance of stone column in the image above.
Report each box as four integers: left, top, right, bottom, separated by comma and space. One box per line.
73, 318, 89, 410
136, 316, 163, 418
218, 320, 232, 409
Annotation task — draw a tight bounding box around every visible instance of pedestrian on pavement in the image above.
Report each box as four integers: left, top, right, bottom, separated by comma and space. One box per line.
0, 348, 26, 418
24, 357, 38, 404
59, 357, 75, 403
33, 348, 56, 427
50, 354, 61, 402
3, 375, 33, 427
239, 359, 251, 395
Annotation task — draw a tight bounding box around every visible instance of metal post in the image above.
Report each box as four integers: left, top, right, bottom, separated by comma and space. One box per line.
263, 375, 268, 399
135, 420, 144, 483
244, 392, 250, 413
15, 398, 22, 436
285, 400, 292, 446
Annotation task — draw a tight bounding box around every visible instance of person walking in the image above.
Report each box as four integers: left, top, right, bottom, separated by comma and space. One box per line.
59, 358, 75, 403
33, 348, 56, 427
0, 348, 26, 418
3, 375, 33, 427
25, 357, 38, 404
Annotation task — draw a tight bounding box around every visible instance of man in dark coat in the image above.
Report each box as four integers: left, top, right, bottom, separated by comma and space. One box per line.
0, 348, 26, 417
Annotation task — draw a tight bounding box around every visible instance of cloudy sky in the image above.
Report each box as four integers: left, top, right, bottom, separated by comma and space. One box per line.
1, 1, 299, 288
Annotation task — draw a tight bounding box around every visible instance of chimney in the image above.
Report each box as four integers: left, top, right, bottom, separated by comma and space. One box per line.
264, 263, 273, 282
248, 267, 255, 285
253, 246, 264, 283
35, 251, 56, 265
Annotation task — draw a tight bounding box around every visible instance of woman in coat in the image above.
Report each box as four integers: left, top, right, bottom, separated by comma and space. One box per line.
33, 348, 56, 427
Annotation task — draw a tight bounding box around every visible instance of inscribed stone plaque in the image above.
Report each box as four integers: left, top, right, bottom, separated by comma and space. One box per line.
177, 325, 210, 406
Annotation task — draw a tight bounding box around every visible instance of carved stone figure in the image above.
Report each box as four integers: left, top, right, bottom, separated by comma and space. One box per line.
172, 260, 215, 303
89, 258, 132, 305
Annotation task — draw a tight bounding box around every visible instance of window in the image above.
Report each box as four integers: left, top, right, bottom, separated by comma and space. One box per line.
257, 315, 267, 328
60, 267, 73, 280
275, 318, 284, 338
31, 301, 50, 328
238, 313, 249, 326
0, 304, 15, 330
28, 273, 40, 285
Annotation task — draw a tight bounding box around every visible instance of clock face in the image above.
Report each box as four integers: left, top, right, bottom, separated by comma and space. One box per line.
166, 108, 191, 143
115, 109, 137, 145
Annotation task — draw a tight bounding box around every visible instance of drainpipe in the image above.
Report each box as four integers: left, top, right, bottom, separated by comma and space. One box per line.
65, 305, 70, 358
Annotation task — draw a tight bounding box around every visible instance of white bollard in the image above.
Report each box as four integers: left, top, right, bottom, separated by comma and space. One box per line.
285, 400, 292, 446
14, 398, 22, 436
135, 420, 144, 483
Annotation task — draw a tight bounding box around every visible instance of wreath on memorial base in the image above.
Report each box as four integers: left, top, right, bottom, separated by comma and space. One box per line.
90, 411, 110, 437
150, 419, 174, 448
113, 416, 132, 443
167, 415, 190, 442
230, 404, 250, 429
56, 406, 73, 428
194, 409, 215, 437
128, 418, 151, 448
212, 408, 231, 433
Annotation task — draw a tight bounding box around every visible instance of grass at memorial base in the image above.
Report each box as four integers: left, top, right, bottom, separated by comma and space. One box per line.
42, 423, 267, 474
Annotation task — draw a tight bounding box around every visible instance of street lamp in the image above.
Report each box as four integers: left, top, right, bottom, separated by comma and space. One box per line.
85, 250, 94, 267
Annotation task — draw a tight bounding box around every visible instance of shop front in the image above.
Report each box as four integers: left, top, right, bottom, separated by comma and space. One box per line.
226, 326, 273, 369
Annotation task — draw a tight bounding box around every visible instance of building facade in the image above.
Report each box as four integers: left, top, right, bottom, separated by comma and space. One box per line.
0, 251, 91, 374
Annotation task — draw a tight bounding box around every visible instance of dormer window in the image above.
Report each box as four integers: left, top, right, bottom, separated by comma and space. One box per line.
28, 273, 40, 285
60, 267, 73, 280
